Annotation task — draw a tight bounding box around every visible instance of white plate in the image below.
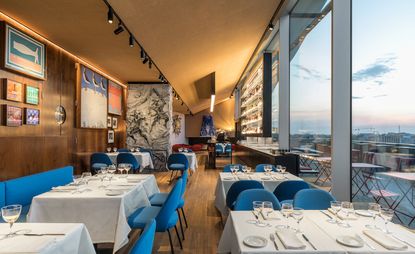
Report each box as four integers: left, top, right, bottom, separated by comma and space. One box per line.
223, 177, 234, 180
243, 235, 268, 248
105, 190, 123, 196
355, 210, 373, 217
336, 235, 364, 248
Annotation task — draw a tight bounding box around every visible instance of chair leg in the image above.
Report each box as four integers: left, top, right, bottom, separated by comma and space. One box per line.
174, 225, 183, 249
167, 229, 175, 254
169, 170, 174, 184
177, 208, 185, 240
181, 207, 188, 228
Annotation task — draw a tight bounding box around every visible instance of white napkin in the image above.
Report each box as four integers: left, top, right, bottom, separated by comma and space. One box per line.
363, 230, 408, 250
51, 186, 77, 191
328, 208, 358, 220
276, 229, 306, 249
126, 178, 141, 183
237, 175, 250, 180
261, 210, 281, 220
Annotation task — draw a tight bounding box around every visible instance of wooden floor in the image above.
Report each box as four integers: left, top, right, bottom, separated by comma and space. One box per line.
112, 152, 226, 254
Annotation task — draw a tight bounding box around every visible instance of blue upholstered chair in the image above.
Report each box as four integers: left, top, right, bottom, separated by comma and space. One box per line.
223, 164, 243, 173
224, 143, 232, 154
118, 148, 130, 153
273, 180, 310, 204
234, 189, 281, 211
255, 164, 277, 172
128, 179, 183, 253
0, 182, 5, 222
116, 152, 140, 173
90, 153, 113, 174
167, 153, 189, 182
226, 180, 264, 210
150, 171, 189, 240
215, 144, 224, 155
129, 219, 156, 254
293, 189, 336, 210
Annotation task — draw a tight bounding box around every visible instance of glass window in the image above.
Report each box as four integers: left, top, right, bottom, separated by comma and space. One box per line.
352, 0, 415, 229
289, 0, 332, 189
267, 33, 280, 142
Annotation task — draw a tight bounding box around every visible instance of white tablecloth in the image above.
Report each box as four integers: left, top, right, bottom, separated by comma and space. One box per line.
0, 223, 95, 254
181, 152, 198, 172
218, 211, 415, 253
28, 175, 159, 253
107, 152, 154, 170
214, 172, 303, 216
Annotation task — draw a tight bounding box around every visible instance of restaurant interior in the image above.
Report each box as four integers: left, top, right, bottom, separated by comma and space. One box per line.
0, 0, 415, 253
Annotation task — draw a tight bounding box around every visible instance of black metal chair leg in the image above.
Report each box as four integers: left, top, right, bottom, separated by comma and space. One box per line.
169, 170, 174, 183
181, 207, 188, 228
177, 208, 185, 240
167, 229, 175, 254
174, 225, 183, 249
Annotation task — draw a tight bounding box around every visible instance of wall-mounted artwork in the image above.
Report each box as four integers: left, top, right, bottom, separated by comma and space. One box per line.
25, 85, 39, 105
3, 23, 46, 80
3, 79, 23, 102
107, 116, 112, 128
112, 117, 118, 129
24, 108, 40, 125
200, 115, 216, 136
78, 65, 108, 129
3, 105, 22, 127
108, 130, 114, 144
172, 114, 182, 135
108, 80, 122, 116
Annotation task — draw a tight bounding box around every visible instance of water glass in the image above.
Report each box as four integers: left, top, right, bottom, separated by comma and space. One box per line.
280, 203, 293, 228
365, 203, 381, 229
252, 201, 263, 224
291, 208, 304, 232
276, 165, 282, 172
263, 201, 274, 218
329, 201, 342, 224
113, 147, 118, 153
81, 172, 92, 184
380, 208, 394, 234
106, 147, 111, 153
1, 204, 22, 236
241, 165, 248, 174
246, 167, 252, 174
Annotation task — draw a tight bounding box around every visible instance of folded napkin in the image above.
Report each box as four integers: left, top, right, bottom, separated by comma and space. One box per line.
126, 178, 141, 183
363, 230, 408, 250
237, 176, 250, 180
328, 208, 358, 220
261, 210, 281, 220
276, 229, 306, 249
52, 186, 77, 191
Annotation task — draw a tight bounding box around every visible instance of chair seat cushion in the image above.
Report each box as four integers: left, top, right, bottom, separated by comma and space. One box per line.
169, 163, 185, 170
92, 163, 108, 169
128, 206, 178, 231
150, 194, 185, 209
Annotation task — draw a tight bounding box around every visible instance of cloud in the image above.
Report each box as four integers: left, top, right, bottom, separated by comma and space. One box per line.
292, 64, 330, 81
352, 96, 364, 100
352, 55, 396, 83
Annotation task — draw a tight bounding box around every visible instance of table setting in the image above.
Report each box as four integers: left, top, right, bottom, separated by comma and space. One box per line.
218, 201, 415, 253
178, 148, 198, 172
106, 147, 154, 170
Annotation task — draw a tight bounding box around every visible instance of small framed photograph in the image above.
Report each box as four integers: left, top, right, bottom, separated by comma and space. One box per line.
3, 79, 23, 102
112, 117, 118, 129
24, 108, 40, 125
108, 129, 114, 144
3, 105, 22, 126
25, 85, 39, 105
107, 116, 112, 128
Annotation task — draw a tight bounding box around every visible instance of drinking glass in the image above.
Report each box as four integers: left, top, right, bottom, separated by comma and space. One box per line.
130, 148, 135, 152
1, 205, 22, 237
380, 208, 394, 234
291, 208, 304, 232
108, 166, 117, 185
98, 168, 107, 188
252, 201, 266, 226
365, 203, 381, 229
106, 147, 111, 153
263, 201, 274, 218
117, 164, 126, 176
276, 165, 282, 172
113, 147, 118, 153
81, 172, 92, 185
329, 201, 342, 224
241, 165, 248, 174
246, 167, 252, 174
264, 165, 271, 175
279, 203, 293, 228
125, 164, 131, 177
341, 201, 354, 218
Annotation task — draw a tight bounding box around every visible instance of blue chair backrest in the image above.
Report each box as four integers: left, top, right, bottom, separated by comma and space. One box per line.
223, 164, 243, 172
225, 143, 232, 152
118, 148, 129, 153
255, 164, 277, 172
91, 153, 113, 166
215, 144, 224, 153
273, 180, 310, 202
167, 154, 189, 170
156, 179, 182, 231
234, 189, 281, 211
0, 182, 5, 208
226, 180, 264, 209
181, 170, 188, 199
293, 189, 336, 210
130, 219, 156, 254
117, 153, 140, 172
4, 166, 73, 206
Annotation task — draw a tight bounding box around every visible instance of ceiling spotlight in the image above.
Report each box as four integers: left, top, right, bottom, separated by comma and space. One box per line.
142, 57, 149, 64
148, 60, 152, 69
129, 34, 134, 47
140, 48, 145, 59
114, 23, 124, 35
181, 102, 184, 106
159, 74, 163, 80
107, 8, 114, 24
268, 23, 274, 31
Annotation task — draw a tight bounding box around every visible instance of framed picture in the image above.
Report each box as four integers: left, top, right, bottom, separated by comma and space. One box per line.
3, 79, 23, 102
112, 117, 118, 129
3, 105, 22, 126
24, 108, 40, 125
108, 80, 122, 115
107, 116, 112, 128
25, 85, 39, 105
77, 65, 108, 129
108, 129, 114, 144
2, 23, 46, 80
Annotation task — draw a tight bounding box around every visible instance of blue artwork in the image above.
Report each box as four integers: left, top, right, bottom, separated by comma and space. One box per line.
200, 115, 216, 136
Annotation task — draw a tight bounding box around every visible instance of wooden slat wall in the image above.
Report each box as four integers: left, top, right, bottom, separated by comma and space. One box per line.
0, 33, 126, 180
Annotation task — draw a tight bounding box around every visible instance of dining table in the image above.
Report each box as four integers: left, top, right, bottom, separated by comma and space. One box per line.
107, 152, 154, 171
214, 172, 303, 217
27, 174, 159, 253
0, 223, 95, 254
218, 210, 415, 253
180, 152, 198, 172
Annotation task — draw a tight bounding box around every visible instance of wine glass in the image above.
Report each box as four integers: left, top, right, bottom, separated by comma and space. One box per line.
106, 147, 111, 153
291, 208, 304, 232
130, 148, 135, 152
380, 208, 394, 234
98, 168, 107, 188
263, 201, 274, 218
246, 167, 252, 174
125, 164, 132, 177
340, 201, 353, 227
241, 165, 248, 174
1, 205, 22, 237
279, 203, 293, 229
117, 164, 126, 176
81, 172, 92, 185
276, 165, 282, 172
329, 201, 341, 224
252, 201, 266, 226
107, 165, 117, 185
365, 203, 381, 229
113, 147, 118, 153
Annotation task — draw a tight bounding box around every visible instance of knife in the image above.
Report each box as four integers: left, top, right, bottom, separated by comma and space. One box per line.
302, 234, 317, 250
252, 211, 259, 220
320, 210, 333, 219
24, 233, 66, 236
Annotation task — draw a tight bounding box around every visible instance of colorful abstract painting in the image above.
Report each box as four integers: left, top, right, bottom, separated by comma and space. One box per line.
80, 65, 108, 128
25, 85, 39, 105
25, 108, 40, 125
108, 80, 122, 115
3, 79, 23, 102
200, 115, 216, 136
4, 24, 46, 79
4, 105, 22, 127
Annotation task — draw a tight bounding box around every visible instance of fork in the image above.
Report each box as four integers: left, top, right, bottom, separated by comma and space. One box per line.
269, 233, 279, 250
